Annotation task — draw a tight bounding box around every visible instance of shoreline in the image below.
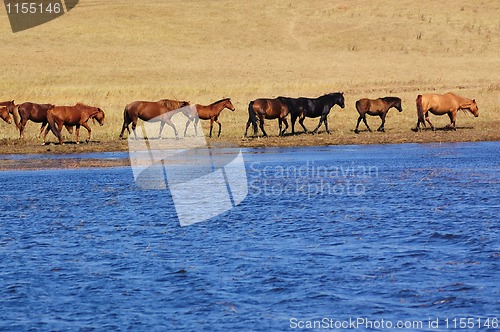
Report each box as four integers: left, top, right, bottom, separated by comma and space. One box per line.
0, 129, 498, 171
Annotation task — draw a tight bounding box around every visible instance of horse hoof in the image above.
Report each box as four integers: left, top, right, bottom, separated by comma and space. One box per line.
354, 130, 359, 134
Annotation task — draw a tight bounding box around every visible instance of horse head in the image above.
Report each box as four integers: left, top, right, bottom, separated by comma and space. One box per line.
337, 92, 345, 109
225, 98, 236, 111
92, 108, 105, 126
469, 99, 479, 117
395, 98, 403, 112
5, 100, 15, 114
0, 107, 13, 124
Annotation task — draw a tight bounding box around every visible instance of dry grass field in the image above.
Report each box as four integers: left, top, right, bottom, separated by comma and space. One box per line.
0, 0, 499, 153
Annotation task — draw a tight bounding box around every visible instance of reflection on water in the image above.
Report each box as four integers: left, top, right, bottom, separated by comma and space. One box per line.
0, 142, 498, 331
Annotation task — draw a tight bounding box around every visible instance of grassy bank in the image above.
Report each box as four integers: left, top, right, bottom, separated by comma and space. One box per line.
0, 0, 498, 153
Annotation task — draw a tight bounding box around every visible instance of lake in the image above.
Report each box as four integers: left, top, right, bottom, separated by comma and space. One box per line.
0, 142, 498, 331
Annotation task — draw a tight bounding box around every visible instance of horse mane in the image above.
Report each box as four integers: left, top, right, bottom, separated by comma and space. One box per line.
381, 96, 401, 103
157, 99, 188, 108
211, 98, 231, 105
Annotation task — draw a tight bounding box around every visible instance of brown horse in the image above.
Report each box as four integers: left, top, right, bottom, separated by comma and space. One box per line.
47, 103, 105, 144
16, 102, 74, 140
120, 99, 190, 139
0, 100, 17, 125
0, 106, 13, 124
245, 98, 289, 137
354, 97, 403, 133
413, 93, 478, 131
183, 98, 235, 138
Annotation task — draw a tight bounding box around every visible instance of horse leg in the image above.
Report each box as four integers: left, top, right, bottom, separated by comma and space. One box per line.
311, 115, 325, 134
280, 117, 289, 136
291, 114, 297, 134
56, 121, 64, 145
194, 117, 199, 136
18, 118, 28, 140
164, 119, 179, 139
209, 118, 214, 138
324, 117, 330, 134
425, 112, 435, 131
37, 122, 47, 139
131, 118, 139, 139
158, 122, 165, 138
81, 122, 92, 143
120, 119, 130, 139
244, 116, 251, 137
42, 125, 51, 144
259, 117, 267, 137
363, 115, 372, 132
354, 115, 363, 133
215, 117, 222, 137
377, 113, 386, 132
75, 125, 81, 144
447, 112, 457, 131
298, 116, 308, 133
184, 119, 192, 137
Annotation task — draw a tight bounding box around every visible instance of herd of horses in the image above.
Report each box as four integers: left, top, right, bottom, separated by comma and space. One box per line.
0, 92, 479, 144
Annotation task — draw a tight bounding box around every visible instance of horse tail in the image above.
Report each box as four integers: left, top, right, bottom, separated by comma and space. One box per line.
416, 94, 426, 127
248, 101, 258, 134
13, 105, 21, 129
123, 105, 131, 124
355, 100, 362, 115
47, 109, 62, 142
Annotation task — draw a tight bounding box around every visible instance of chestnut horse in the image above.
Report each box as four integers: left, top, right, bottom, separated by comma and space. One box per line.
413, 93, 478, 131
0, 106, 13, 124
245, 97, 290, 137
183, 98, 235, 138
47, 103, 105, 144
0, 100, 16, 125
354, 97, 402, 133
16, 102, 74, 140
120, 99, 190, 139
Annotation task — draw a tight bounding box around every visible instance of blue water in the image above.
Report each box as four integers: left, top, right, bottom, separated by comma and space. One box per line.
0, 142, 498, 331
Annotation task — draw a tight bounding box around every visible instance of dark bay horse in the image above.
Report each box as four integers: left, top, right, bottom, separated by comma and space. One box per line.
287, 93, 345, 134
47, 103, 105, 144
120, 99, 190, 139
16, 102, 75, 140
413, 93, 478, 131
183, 98, 235, 138
354, 97, 402, 133
245, 98, 290, 137
0, 100, 17, 125
0, 106, 13, 124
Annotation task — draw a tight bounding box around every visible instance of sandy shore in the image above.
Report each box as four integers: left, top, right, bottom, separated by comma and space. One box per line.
0, 128, 498, 171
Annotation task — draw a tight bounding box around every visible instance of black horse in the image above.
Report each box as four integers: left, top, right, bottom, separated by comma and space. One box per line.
283, 93, 345, 134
